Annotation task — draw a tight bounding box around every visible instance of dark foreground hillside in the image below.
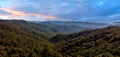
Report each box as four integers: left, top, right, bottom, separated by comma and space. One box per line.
0, 20, 62, 57
50, 26, 120, 57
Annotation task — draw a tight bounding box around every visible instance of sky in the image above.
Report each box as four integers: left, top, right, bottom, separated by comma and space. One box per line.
0, 0, 120, 23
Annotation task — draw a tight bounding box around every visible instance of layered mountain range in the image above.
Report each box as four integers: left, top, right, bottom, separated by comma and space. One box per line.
0, 20, 119, 57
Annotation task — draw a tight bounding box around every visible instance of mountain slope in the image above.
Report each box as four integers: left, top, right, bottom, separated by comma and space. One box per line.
0, 20, 62, 57
0, 20, 57, 39
50, 26, 120, 57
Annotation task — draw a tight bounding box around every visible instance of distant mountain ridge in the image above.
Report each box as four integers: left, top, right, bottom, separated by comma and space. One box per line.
32, 21, 109, 34
0, 20, 111, 36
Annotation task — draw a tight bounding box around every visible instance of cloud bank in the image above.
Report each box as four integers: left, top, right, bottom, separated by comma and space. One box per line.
0, 0, 120, 22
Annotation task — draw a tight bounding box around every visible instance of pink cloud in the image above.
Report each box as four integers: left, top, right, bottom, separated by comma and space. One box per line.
0, 7, 57, 20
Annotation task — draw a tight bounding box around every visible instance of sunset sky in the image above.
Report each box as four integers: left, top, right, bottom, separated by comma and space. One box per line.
0, 0, 120, 22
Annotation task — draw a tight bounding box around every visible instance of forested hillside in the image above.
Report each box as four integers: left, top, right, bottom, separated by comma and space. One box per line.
0, 20, 62, 57
0, 20, 57, 39
50, 26, 120, 57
